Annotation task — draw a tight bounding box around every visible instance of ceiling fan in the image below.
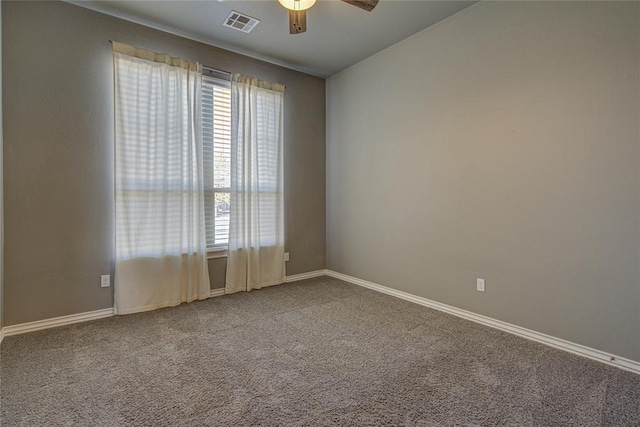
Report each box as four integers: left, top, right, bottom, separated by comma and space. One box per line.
278, 0, 379, 34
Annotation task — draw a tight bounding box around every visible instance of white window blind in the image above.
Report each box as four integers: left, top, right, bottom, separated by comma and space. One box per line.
202, 77, 232, 248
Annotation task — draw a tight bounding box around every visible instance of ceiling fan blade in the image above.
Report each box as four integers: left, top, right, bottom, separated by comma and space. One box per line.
342, 0, 379, 12
289, 9, 307, 34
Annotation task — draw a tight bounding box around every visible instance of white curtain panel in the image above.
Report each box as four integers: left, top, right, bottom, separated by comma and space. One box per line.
226, 75, 286, 294
113, 42, 210, 315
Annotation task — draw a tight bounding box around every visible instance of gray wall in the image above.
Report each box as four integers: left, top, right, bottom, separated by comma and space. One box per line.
3, 0, 326, 326
327, 1, 640, 361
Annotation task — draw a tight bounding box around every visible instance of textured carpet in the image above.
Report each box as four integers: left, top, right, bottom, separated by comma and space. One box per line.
1, 276, 639, 426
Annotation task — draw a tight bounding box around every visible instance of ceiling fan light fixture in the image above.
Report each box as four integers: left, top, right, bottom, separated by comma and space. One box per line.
278, 0, 316, 11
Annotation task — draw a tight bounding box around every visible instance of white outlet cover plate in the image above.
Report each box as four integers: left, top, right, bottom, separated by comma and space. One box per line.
101, 274, 110, 288
477, 278, 485, 292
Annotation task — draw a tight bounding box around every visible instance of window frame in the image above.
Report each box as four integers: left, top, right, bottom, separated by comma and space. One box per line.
202, 75, 232, 256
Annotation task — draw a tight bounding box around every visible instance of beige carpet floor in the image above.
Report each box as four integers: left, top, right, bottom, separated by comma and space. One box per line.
1, 276, 639, 426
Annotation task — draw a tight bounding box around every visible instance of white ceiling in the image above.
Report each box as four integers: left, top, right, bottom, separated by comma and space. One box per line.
68, 0, 476, 78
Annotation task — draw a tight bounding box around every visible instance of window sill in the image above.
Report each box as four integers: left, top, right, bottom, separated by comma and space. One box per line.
207, 247, 228, 259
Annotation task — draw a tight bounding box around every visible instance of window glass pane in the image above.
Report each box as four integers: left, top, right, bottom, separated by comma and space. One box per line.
214, 192, 230, 246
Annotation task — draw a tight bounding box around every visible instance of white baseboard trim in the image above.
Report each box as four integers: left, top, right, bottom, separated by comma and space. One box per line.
210, 288, 225, 298
0, 273, 325, 341
1, 308, 116, 339
285, 270, 328, 283
0, 288, 228, 340
4, 269, 636, 375
325, 270, 640, 375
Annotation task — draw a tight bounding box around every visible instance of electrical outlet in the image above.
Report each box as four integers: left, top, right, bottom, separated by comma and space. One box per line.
284, 252, 290, 262
476, 278, 485, 292
101, 274, 110, 288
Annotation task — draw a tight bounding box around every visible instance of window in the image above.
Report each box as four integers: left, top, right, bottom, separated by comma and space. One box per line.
202, 76, 232, 249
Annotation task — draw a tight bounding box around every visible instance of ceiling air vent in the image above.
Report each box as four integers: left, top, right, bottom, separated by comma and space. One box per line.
223, 11, 260, 33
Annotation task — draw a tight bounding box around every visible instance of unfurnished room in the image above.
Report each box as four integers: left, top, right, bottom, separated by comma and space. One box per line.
0, 0, 639, 425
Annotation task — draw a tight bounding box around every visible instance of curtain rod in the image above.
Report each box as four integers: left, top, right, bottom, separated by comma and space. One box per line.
108, 40, 231, 77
